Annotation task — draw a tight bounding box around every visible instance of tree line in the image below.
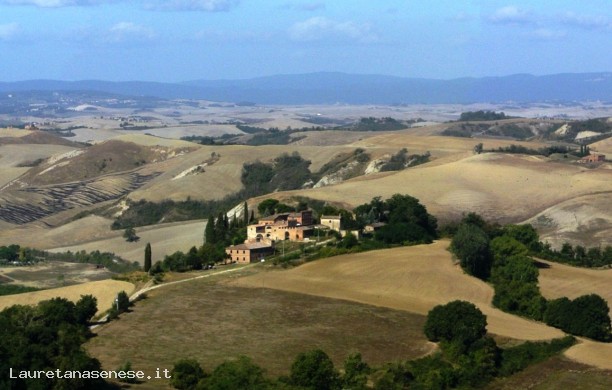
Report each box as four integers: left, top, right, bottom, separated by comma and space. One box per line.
449, 213, 611, 342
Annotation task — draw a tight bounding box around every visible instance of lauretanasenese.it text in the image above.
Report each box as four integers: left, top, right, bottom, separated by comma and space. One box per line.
9, 368, 171, 380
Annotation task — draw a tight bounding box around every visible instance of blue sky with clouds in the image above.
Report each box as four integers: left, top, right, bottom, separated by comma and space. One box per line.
0, 0, 610, 81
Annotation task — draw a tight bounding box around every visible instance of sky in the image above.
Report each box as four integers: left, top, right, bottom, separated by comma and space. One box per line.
0, 0, 610, 82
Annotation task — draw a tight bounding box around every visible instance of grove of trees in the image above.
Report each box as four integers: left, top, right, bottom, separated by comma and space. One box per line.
450, 213, 612, 341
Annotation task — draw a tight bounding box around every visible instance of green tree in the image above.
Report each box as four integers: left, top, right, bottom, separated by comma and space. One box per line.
74, 294, 98, 325
116, 290, 130, 312
205, 215, 215, 244
123, 226, 139, 242
170, 358, 206, 389
490, 236, 528, 266
144, 242, 152, 273
503, 224, 541, 252
290, 349, 340, 390
257, 199, 279, 216
424, 300, 488, 353
451, 223, 492, 279
205, 356, 269, 390
342, 352, 370, 389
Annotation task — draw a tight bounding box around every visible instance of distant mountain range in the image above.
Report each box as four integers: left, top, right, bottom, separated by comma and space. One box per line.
1, 72, 611, 105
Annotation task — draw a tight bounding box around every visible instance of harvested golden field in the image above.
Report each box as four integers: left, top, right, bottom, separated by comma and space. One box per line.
232, 241, 564, 341
0, 279, 134, 315
0, 128, 34, 138
564, 339, 612, 371
48, 219, 208, 264
271, 152, 612, 224
538, 259, 612, 303
590, 137, 612, 156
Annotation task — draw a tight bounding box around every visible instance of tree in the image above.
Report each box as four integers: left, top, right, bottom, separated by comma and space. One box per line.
503, 224, 541, 252
144, 243, 152, 273
451, 223, 492, 279
123, 226, 139, 242
205, 356, 268, 390
205, 214, 215, 244
170, 359, 206, 390
547, 294, 611, 341
116, 290, 130, 312
290, 349, 340, 390
424, 300, 488, 353
75, 294, 98, 325
473, 143, 484, 154
257, 199, 279, 216
343, 352, 370, 389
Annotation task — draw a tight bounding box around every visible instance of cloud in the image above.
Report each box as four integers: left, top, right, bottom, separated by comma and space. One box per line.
289, 16, 376, 42
559, 12, 612, 32
107, 22, 155, 42
0, 22, 19, 40
488, 6, 534, 25
145, 0, 239, 12
281, 1, 325, 11
0, 0, 105, 7
449, 11, 474, 22
528, 28, 567, 40
1, 0, 239, 11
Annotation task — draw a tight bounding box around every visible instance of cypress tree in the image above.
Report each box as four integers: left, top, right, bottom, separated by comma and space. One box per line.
216, 212, 226, 242
144, 243, 152, 273
205, 214, 215, 244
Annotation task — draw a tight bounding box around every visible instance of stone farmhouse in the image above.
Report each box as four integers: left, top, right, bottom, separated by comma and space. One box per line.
320, 215, 341, 231
225, 210, 317, 264
247, 210, 314, 242
578, 153, 606, 163
225, 241, 274, 264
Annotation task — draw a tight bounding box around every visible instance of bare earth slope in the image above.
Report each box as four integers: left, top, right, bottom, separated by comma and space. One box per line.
526, 193, 612, 248
232, 241, 563, 341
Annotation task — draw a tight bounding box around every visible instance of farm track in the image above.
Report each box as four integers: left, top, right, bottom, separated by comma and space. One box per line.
0, 171, 161, 224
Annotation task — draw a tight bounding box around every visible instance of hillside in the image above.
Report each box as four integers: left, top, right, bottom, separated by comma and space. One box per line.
264, 152, 612, 226
232, 241, 563, 341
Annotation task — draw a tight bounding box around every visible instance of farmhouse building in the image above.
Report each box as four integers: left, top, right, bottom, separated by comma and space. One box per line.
364, 222, 387, 233
225, 241, 274, 264
578, 154, 605, 163
320, 215, 341, 231
247, 210, 314, 242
